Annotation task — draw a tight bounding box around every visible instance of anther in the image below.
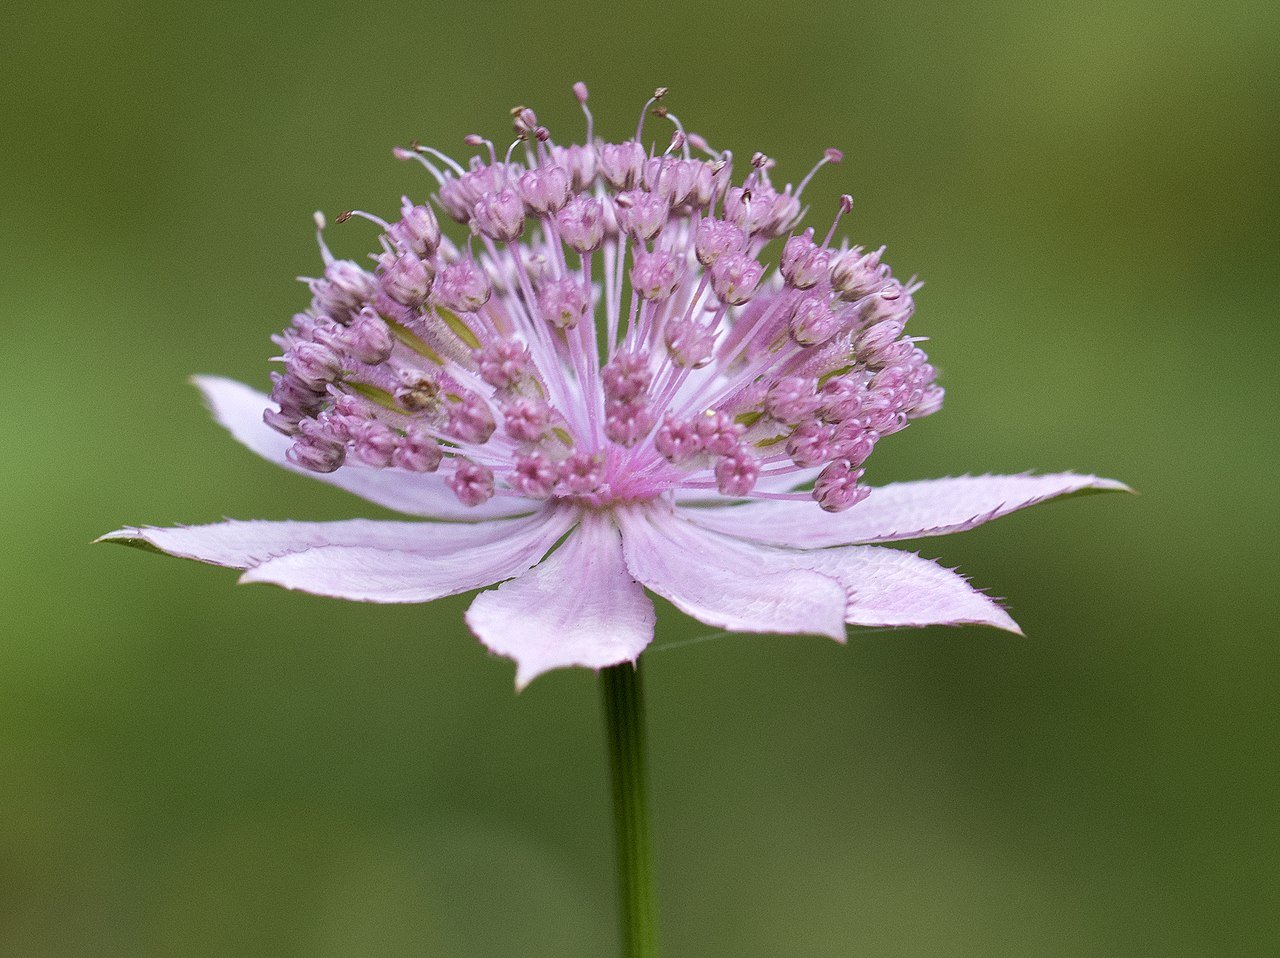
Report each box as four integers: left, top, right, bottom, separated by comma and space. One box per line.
795, 147, 843, 199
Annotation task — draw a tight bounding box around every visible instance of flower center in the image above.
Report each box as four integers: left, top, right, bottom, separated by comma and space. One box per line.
263, 85, 943, 514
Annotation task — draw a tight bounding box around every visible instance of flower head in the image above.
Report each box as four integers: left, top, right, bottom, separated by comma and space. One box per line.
101, 85, 1127, 688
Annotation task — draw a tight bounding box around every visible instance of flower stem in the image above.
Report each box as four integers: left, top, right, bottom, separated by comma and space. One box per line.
601, 661, 658, 958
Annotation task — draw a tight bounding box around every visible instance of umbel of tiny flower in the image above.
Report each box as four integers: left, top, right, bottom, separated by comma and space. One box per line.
100, 84, 1127, 689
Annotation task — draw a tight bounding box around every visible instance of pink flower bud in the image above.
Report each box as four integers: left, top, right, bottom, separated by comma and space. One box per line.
788, 295, 840, 347
519, 165, 572, 215
599, 141, 646, 190
510, 452, 559, 499
615, 190, 668, 242
664, 320, 716, 368
654, 415, 702, 463
434, 260, 493, 313
710, 253, 764, 305
393, 423, 443, 472
631, 250, 682, 301
447, 461, 495, 506
377, 250, 435, 307
715, 447, 760, 497
389, 198, 441, 257
473, 188, 526, 242
342, 309, 394, 365
602, 353, 653, 402
556, 196, 605, 253
695, 218, 747, 266
501, 396, 552, 442
538, 277, 590, 330
812, 460, 869, 512
780, 229, 831, 290
474, 339, 531, 390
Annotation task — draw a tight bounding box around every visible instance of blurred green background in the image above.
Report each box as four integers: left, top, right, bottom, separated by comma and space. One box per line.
3, 0, 1277, 954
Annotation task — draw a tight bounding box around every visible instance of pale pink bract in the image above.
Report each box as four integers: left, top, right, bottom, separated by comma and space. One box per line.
101, 86, 1126, 688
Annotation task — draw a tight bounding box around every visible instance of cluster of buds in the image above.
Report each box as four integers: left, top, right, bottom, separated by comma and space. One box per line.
262, 85, 942, 512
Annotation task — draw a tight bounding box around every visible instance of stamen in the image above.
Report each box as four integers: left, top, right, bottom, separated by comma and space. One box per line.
635, 86, 668, 143
392, 146, 448, 186
794, 147, 843, 200
822, 194, 854, 248
464, 134, 499, 167
414, 142, 467, 177
339, 209, 392, 231
312, 211, 334, 264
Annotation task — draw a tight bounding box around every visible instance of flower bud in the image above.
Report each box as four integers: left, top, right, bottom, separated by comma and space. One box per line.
615, 190, 668, 242
631, 250, 682, 301
310, 259, 377, 322
715, 447, 760, 497
780, 229, 831, 290
393, 423, 444, 472
664, 320, 715, 368
830, 246, 888, 300
472, 188, 525, 242
447, 461, 495, 506
389, 198, 441, 257
434, 260, 492, 312
604, 397, 655, 447
788, 296, 839, 347
812, 460, 869, 513
602, 353, 652, 403
518, 165, 572, 215
342, 309, 395, 365
285, 341, 342, 390
654, 415, 702, 463
560, 451, 605, 494
710, 253, 764, 306
501, 396, 552, 442
695, 218, 747, 266
474, 339, 531, 390
538, 277, 590, 330
556, 196, 605, 253
510, 452, 559, 499
377, 251, 434, 308
766, 376, 821, 424
694, 410, 743, 456
351, 419, 398, 468
599, 141, 646, 189
447, 393, 496, 444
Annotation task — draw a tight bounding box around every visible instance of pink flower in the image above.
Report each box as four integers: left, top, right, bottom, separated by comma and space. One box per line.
100, 86, 1127, 689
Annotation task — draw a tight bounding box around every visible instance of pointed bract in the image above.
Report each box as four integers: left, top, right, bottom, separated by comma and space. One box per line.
466, 514, 655, 689
680, 473, 1131, 547
616, 507, 848, 641
237, 508, 576, 602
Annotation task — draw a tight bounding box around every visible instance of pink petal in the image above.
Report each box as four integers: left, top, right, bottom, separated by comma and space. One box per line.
236, 507, 577, 603
801, 545, 1022, 633
96, 511, 557, 570
681, 473, 1130, 547
465, 514, 655, 689
623, 511, 1019, 634
615, 506, 847, 640
194, 375, 535, 521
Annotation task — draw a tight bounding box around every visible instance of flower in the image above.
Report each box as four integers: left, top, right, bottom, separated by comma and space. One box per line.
100, 85, 1127, 689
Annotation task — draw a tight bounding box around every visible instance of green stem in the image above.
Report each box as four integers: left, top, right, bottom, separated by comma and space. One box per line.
601, 661, 659, 958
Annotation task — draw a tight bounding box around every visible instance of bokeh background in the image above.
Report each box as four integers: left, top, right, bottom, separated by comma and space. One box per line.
3, 1, 1277, 954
